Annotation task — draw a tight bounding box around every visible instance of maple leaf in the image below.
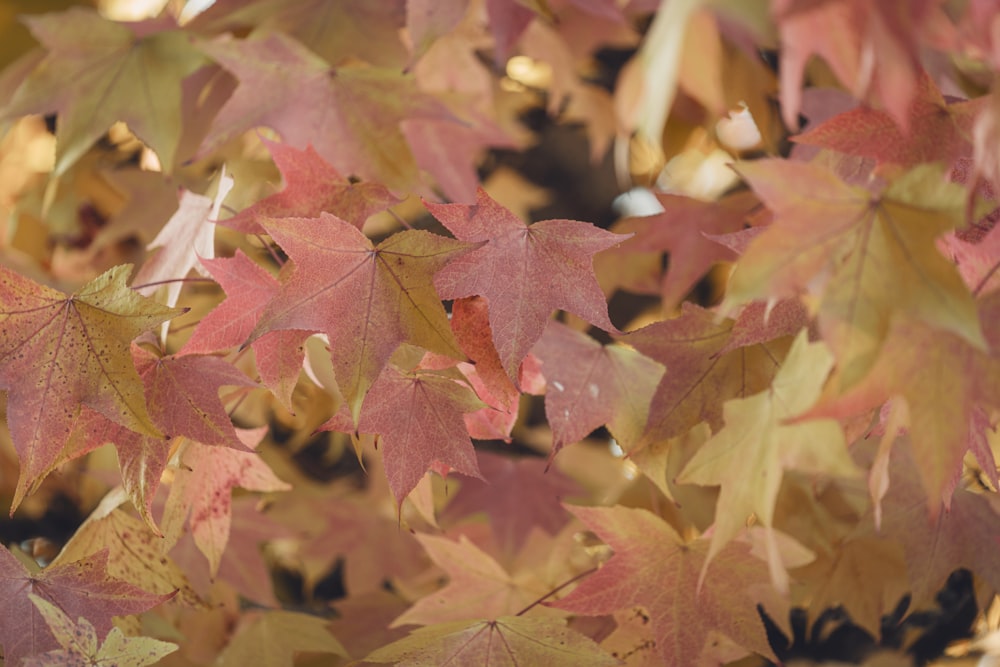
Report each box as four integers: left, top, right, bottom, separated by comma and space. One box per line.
792, 536, 909, 638
133, 168, 234, 310
424, 297, 545, 442
450, 297, 521, 412
871, 442, 1000, 612
610, 191, 749, 311
553, 505, 776, 665
180, 250, 309, 410
792, 70, 985, 168
197, 32, 453, 192
426, 187, 628, 382
0, 545, 174, 667
407, 0, 468, 60
486, 0, 538, 62
24, 593, 178, 667
392, 533, 550, 627
442, 451, 582, 557
773, 0, 946, 131
222, 138, 401, 235
623, 302, 791, 445
248, 213, 475, 420
329, 590, 411, 660
365, 616, 620, 666
216, 610, 348, 667
533, 320, 663, 453
168, 496, 293, 606
190, 0, 408, 68
161, 429, 291, 576
132, 345, 256, 451
804, 317, 1000, 509
677, 332, 859, 582
53, 491, 203, 607
725, 159, 984, 390
327, 363, 485, 505
289, 495, 427, 595
0, 7, 206, 174
57, 407, 175, 533
942, 221, 1000, 297
402, 110, 516, 203
0, 264, 182, 510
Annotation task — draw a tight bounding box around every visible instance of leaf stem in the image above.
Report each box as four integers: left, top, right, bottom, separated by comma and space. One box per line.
387, 207, 413, 230
130, 277, 216, 291
258, 234, 286, 267
972, 260, 1000, 297
514, 566, 598, 616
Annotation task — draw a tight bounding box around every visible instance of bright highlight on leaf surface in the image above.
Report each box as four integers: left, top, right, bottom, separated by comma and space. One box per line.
0, 264, 182, 511
426, 187, 629, 382
249, 213, 475, 421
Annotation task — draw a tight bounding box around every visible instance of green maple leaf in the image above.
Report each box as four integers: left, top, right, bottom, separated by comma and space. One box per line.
0, 7, 206, 174
678, 332, 859, 579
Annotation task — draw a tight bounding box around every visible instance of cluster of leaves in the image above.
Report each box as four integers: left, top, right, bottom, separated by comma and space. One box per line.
0, 0, 999, 665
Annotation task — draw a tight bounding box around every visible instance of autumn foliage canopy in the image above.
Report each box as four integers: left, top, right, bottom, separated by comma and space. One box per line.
1, 0, 1000, 665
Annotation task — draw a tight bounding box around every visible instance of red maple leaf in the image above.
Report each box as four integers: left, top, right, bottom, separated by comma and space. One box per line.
610, 190, 750, 311
0, 546, 173, 667
247, 214, 475, 419
793, 70, 985, 168
774, 0, 948, 131
291, 496, 428, 595
402, 111, 515, 203
132, 345, 257, 451
181, 250, 310, 410
58, 408, 175, 533
441, 451, 582, 556
425, 187, 628, 382
322, 363, 484, 504
533, 320, 664, 453
162, 430, 290, 576
553, 505, 777, 665
222, 139, 401, 235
